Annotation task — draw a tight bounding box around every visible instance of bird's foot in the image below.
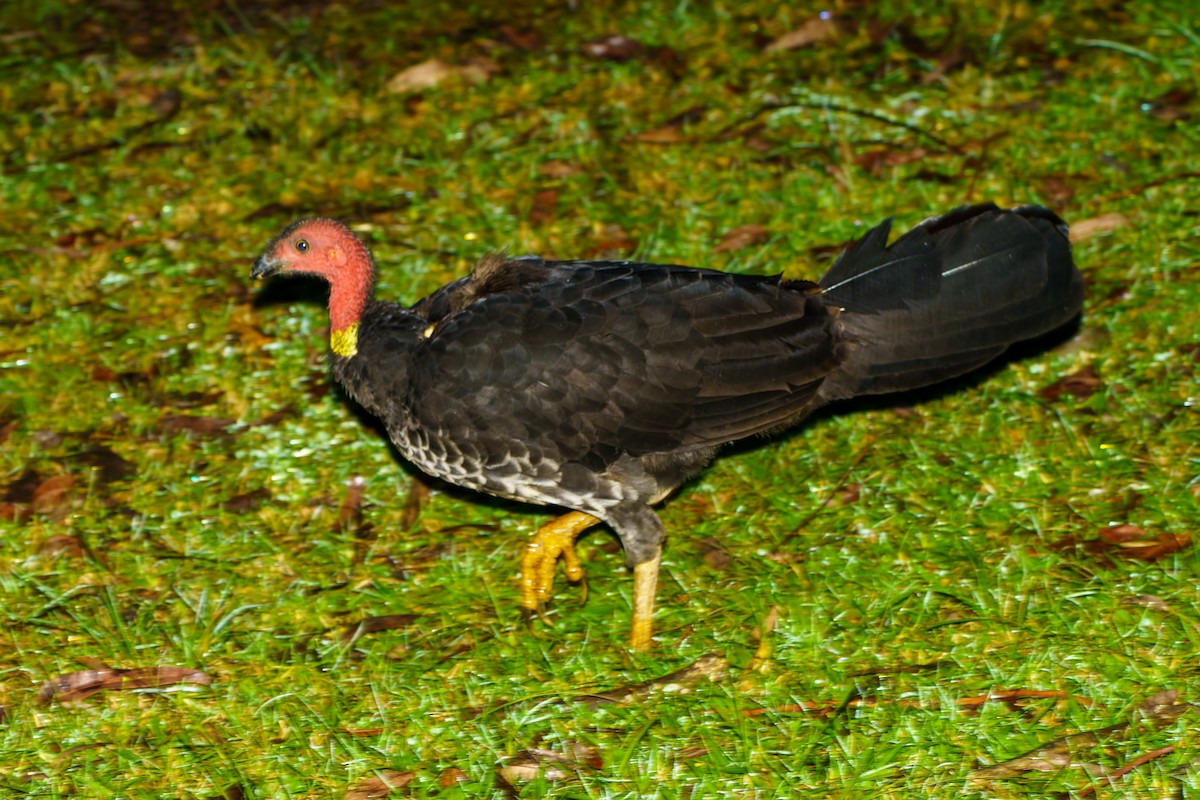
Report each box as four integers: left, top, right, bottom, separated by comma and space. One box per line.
519, 511, 600, 617
629, 549, 661, 651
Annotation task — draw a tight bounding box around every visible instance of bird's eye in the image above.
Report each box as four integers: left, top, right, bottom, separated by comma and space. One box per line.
295, 239, 309, 253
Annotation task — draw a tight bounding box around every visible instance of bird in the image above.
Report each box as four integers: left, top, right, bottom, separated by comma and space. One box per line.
252, 203, 1082, 651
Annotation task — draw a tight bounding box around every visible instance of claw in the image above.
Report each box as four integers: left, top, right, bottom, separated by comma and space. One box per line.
519, 511, 600, 615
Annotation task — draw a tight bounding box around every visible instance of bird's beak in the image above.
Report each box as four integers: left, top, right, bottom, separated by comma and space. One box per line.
251, 255, 288, 280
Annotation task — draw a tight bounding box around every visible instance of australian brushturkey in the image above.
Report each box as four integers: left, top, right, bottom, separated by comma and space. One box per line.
252, 203, 1082, 650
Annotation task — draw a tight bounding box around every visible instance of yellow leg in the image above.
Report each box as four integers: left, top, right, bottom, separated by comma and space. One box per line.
629, 548, 661, 651
519, 511, 600, 613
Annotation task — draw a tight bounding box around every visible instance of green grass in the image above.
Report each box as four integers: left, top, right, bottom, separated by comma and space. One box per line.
1, 0, 1198, 796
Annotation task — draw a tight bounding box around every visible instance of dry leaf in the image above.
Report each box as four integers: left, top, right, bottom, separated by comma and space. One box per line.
342, 614, 419, 645
1135, 689, 1191, 728
0, 414, 15, 447
742, 130, 776, 154
538, 160, 582, 179
746, 687, 1099, 720
697, 537, 732, 570
576, 652, 728, 705
437, 767, 469, 787
36, 534, 87, 559
956, 688, 1094, 711
1038, 365, 1102, 401
223, 488, 271, 514
1040, 175, 1076, 204
252, 405, 294, 427
563, 741, 603, 769
163, 389, 224, 408
1098, 523, 1150, 544
161, 414, 235, 437
341, 727, 385, 737
746, 606, 780, 673
70, 444, 137, 484
583, 224, 636, 259
629, 106, 704, 145
497, 25, 542, 51
630, 123, 686, 143
345, 770, 414, 799
1098, 524, 1190, 561
713, 224, 769, 253
848, 660, 945, 678
0, 502, 30, 523
387, 59, 453, 93
578, 35, 681, 72
971, 738, 1086, 779
39, 664, 212, 704
1070, 213, 1130, 242
765, 16, 840, 53
854, 146, 931, 174
581, 34, 644, 60
1120, 594, 1170, 612
921, 45, 971, 84
32, 474, 74, 516
337, 475, 367, 532
398, 479, 430, 531
972, 689, 1192, 783
498, 748, 588, 785
1141, 87, 1193, 122
147, 88, 182, 119
1075, 746, 1177, 799
386, 59, 491, 94
1054, 523, 1191, 564
742, 699, 846, 717
528, 188, 559, 225
972, 723, 1126, 781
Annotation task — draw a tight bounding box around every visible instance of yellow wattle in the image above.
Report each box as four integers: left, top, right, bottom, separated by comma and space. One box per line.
330, 323, 359, 358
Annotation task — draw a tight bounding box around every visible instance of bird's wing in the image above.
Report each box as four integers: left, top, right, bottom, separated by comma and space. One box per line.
409, 259, 843, 464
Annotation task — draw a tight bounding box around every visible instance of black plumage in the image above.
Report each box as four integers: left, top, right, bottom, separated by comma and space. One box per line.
252, 202, 1083, 649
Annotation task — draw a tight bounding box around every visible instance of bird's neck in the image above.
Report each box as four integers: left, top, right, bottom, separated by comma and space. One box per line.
327, 242, 375, 358
329, 302, 425, 425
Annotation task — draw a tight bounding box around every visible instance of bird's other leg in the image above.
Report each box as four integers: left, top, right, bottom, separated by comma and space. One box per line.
609, 505, 666, 651
519, 511, 600, 617
630, 548, 661, 652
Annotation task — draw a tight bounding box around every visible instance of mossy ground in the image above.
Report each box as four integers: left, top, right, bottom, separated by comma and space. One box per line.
1, 1, 1197, 797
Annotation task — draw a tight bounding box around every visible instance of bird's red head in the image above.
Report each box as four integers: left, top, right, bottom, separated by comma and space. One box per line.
252, 217, 371, 281
253, 217, 375, 358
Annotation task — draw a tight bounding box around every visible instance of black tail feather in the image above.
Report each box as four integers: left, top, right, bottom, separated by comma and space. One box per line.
817, 203, 1083, 400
